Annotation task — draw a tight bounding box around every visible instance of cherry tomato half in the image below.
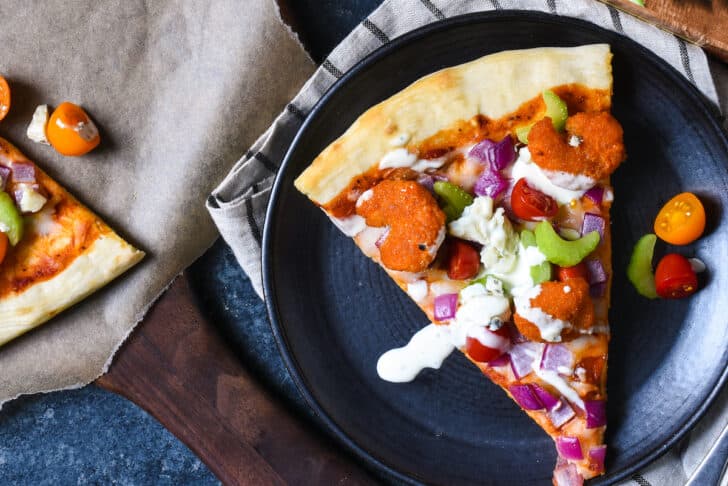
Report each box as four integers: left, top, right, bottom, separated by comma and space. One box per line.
511, 178, 558, 221
465, 326, 511, 363
557, 262, 588, 282
654, 253, 698, 299
0, 75, 10, 122
47, 102, 100, 156
446, 239, 480, 280
654, 192, 706, 245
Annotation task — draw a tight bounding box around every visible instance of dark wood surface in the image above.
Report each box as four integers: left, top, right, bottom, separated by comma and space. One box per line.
601, 0, 728, 62
95, 2, 726, 486
96, 275, 374, 486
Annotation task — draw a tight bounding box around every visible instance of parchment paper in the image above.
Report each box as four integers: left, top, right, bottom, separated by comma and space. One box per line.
0, 0, 313, 407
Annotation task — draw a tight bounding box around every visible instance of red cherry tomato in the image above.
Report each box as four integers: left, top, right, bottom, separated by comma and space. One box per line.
511, 178, 558, 221
446, 239, 481, 280
654, 253, 698, 299
465, 326, 511, 363
557, 262, 588, 282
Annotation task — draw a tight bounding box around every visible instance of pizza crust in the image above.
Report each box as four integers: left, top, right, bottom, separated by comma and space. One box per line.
0, 234, 144, 346
295, 44, 612, 205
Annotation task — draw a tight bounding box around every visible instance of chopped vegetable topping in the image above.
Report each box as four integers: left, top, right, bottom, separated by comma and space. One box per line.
0, 191, 24, 246
534, 221, 600, 267
655, 253, 698, 299
626, 234, 659, 299
542, 89, 569, 131
654, 192, 706, 245
47, 102, 101, 156
446, 239, 480, 280
433, 180, 473, 221
511, 178, 558, 221
515, 124, 532, 144
521, 229, 552, 284
465, 325, 510, 363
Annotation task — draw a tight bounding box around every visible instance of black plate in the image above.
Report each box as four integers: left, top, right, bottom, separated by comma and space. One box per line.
263, 11, 728, 485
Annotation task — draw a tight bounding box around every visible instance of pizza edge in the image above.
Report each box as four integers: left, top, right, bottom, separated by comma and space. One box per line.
295, 44, 612, 206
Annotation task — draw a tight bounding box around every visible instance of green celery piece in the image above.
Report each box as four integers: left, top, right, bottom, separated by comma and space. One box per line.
521, 229, 552, 283
515, 125, 532, 144
627, 234, 659, 299
433, 181, 474, 221
542, 90, 569, 131
630, 0, 645, 5
469, 275, 511, 294
534, 221, 600, 267
0, 191, 23, 245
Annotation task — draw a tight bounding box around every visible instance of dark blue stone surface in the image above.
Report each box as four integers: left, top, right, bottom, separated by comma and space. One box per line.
0, 1, 381, 484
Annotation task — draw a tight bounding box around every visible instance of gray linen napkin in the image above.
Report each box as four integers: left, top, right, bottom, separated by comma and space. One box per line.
207, 0, 727, 484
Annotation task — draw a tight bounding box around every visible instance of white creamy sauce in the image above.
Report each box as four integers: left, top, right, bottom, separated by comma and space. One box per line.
407, 280, 429, 303
331, 214, 366, 237
542, 169, 596, 192
26, 105, 50, 144
355, 225, 387, 257
377, 281, 510, 382
568, 135, 582, 147
356, 188, 373, 207
534, 364, 586, 411
379, 148, 417, 169
513, 285, 569, 342
429, 280, 462, 296
427, 226, 446, 258
389, 133, 411, 146
376, 323, 455, 383
490, 243, 546, 294
510, 148, 591, 205
575, 367, 587, 382
378, 148, 447, 172
563, 285, 572, 294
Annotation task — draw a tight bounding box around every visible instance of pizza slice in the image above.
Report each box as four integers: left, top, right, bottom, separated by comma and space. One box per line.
0, 136, 144, 346
295, 45, 624, 485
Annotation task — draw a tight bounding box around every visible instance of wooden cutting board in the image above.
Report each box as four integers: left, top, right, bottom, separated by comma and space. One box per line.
96, 3, 727, 485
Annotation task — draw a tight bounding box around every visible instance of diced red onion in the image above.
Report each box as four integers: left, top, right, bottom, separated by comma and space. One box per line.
548, 400, 576, 428
374, 228, 390, 248
416, 174, 435, 191
487, 353, 510, 368
531, 383, 559, 410
508, 384, 543, 410
469, 136, 516, 170
590, 282, 607, 298
553, 461, 584, 486
0, 165, 10, 189
509, 342, 541, 379
584, 399, 607, 428
433, 293, 458, 321
588, 445, 607, 473
540, 344, 574, 374
585, 258, 608, 285
11, 162, 36, 183
581, 212, 605, 240
508, 325, 529, 344
473, 169, 508, 199
584, 186, 604, 205
556, 436, 584, 460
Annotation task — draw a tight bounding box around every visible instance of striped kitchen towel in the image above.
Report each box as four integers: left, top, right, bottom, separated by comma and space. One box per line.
207, 1, 727, 485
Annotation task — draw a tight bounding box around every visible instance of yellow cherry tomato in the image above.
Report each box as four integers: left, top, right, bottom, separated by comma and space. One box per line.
0, 75, 10, 122
47, 102, 100, 156
654, 192, 706, 245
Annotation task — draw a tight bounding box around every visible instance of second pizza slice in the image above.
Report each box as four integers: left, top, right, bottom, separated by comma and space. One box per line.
295, 45, 625, 485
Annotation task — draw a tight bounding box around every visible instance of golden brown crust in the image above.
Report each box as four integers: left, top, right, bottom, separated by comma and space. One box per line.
295, 45, 612, 205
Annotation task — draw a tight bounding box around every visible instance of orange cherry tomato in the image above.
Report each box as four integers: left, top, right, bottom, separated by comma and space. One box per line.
0, 75, 10, 122
47, 102, 100, 156
556, 262, 588, 282
511, 178, 558, 221
654, 192, 705, 245
446, 239, 481, 280
0, 232, 8, 265
465, 326, 511, 363
654, 253, 698, 299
